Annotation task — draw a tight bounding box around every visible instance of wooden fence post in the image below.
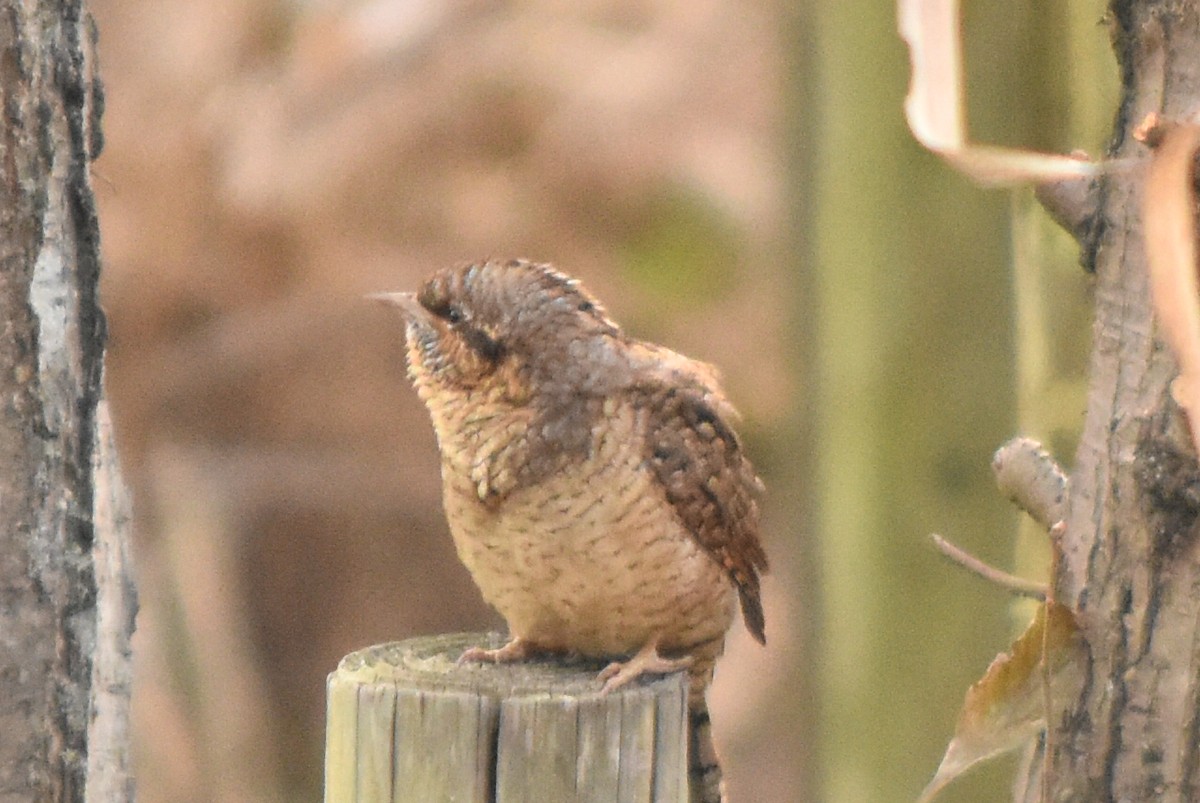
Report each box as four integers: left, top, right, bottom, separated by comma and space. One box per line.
325, 633, 690, 803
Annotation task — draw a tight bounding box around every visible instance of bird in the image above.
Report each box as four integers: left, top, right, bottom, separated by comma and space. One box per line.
373, 258, 768, 802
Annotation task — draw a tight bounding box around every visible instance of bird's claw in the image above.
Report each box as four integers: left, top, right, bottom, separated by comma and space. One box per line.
458, 637, 538, 666
597, 641, 694, 694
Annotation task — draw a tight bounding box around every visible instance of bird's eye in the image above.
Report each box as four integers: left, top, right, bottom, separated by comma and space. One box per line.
417, 284, 461, 323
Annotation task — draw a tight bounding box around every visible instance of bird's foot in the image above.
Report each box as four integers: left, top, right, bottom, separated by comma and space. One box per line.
458, 636, 539, 665
598, 640, 694, 694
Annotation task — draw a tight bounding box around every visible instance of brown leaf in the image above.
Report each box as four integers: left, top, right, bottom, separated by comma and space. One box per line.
917, 602, 1086, 803
898, 0, 1100, 186
1144, 122, 1200, 458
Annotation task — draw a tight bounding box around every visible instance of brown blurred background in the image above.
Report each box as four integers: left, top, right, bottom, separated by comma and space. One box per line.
91, 0, 1114, 801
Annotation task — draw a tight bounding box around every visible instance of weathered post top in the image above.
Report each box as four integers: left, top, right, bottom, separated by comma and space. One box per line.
325, 632, 690, 803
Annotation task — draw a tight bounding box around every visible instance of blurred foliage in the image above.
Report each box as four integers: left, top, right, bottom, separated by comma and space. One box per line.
805, 0, 1115, 801
619, 186, 742, 307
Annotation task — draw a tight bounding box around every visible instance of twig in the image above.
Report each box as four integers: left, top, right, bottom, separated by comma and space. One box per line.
1034, 171, 1098, 244
1041, 599, 1054, 803
993, 438, 1069, 530
930, 533, 1048, 600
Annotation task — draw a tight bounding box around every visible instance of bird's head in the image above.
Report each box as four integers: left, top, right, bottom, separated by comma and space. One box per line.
372, 259, 623, 406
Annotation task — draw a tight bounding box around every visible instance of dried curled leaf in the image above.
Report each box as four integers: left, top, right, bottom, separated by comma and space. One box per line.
1144, 123, 1200, 458
898, 0, 1100, 185
918, 602, 1085, 803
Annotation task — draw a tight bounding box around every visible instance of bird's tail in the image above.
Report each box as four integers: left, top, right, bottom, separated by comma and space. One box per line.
689, 702, 724, 803
685, 637, 726, 803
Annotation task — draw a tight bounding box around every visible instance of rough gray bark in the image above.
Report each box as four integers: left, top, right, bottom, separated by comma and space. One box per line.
87, 401, 136, 802
1034, 3, 1200, 800
0, 1, 131, 800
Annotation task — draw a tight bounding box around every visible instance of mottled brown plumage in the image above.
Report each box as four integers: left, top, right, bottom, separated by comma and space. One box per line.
374, 258, 767, 802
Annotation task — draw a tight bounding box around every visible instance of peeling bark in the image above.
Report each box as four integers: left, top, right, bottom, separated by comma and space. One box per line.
1034, 4, 1200, 801
0, 1, 131, 800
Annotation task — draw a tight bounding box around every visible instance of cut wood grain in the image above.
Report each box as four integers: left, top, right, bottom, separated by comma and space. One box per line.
325, 633, 690, 803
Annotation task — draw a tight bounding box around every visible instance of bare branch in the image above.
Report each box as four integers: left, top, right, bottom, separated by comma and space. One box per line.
992, 438, 1068, 530
930, 534, 1048, 601
1034, 173, 1098, 244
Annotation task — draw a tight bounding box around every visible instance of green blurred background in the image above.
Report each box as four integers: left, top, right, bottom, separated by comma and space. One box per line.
93, 0, 1116, 800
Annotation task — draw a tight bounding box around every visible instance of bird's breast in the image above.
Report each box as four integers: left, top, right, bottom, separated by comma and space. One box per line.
439, 402, 734, 657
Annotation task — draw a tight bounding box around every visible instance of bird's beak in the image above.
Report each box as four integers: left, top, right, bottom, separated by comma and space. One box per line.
367, 291, 426, 322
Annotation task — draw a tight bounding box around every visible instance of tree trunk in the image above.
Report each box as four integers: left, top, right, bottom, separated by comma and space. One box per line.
0, 1, 132, 800
1039, 2, 1200, 800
